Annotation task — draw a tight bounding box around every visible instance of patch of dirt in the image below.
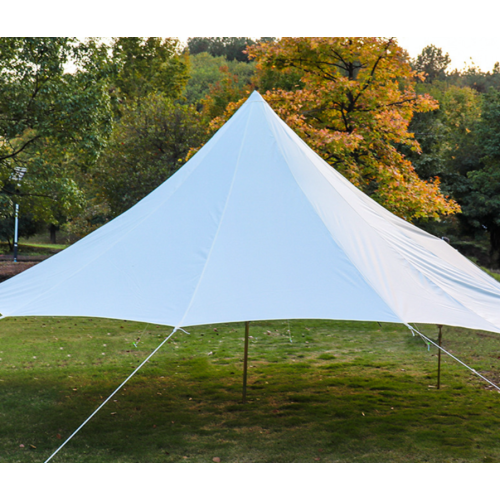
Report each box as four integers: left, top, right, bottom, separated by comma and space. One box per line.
0, 261, 39, 283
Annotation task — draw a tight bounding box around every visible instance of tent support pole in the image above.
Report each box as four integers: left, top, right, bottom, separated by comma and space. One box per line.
437, 325, 443, 390
242, 321, 250, 404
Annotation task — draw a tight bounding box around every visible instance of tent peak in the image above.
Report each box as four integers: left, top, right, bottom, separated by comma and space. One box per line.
246, 90, 266, 104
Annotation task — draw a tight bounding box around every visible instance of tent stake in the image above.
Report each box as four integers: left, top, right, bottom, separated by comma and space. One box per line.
242, 321, 250, 404
437, 325, 443, 389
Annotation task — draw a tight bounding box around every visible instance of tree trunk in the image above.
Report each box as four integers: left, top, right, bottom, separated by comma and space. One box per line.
490, 227, 500, 269
49, 224, 57, 245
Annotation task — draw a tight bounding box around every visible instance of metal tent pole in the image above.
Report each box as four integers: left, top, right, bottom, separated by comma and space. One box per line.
242, 321, 250, 403
437, 325, 443, 389
13, 203, 19, 263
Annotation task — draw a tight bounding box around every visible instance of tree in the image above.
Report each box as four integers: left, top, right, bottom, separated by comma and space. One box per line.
184, 52, 256, 106
200, 66, 253, 122
446, 60, 500, 94
408, 84, 482, 181
187, 37, 276, 63
97, 94, 207, 217
402, 84, 483, 247
0, 193, 42, 250
412, 45, 451, 83
0, 37, 113, 229
455, 88, 500, 266
111, 37, 189, 104
241, 37, 459, 220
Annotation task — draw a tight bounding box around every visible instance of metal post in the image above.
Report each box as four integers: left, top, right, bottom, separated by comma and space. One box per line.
437, 325, 443, 390
13, 203, 19, 263
242, 321, 250, 404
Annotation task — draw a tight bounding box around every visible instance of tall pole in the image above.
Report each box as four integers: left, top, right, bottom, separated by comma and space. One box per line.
242, 321, 250, 404
10, 167, 26, 263
13, 203, 19, 263
437, 325, 443, 390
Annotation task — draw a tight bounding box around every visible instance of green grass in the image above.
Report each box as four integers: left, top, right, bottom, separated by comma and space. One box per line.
0, 242, 67, 256
1, 317, 500, 463
20, 242, 68, 251
483, 267, 500, 281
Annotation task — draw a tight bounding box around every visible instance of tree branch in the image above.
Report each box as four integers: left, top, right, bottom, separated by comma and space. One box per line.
0, 135, 41, 162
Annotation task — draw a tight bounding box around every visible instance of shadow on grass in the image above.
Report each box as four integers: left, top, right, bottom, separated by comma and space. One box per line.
1, 318, 500, 463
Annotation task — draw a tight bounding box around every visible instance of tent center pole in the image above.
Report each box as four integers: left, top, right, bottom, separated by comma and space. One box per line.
437, 325, 443, 389
242, 321, 250, 404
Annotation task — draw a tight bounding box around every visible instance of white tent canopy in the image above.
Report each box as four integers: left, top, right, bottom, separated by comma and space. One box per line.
2, 91, 500, 334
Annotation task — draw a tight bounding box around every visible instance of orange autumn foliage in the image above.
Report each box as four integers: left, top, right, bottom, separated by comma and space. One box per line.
208, 37, 460, 221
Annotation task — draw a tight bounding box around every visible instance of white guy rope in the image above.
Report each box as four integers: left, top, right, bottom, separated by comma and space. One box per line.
406, 325, 500, 393
44, 327, 179, 463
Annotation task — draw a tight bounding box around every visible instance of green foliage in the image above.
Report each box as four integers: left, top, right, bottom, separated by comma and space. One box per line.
410, 84, 482, 179
412, 45, 451, 83
111, 38, 190, 104
447, 61, 500, 94
0, 212, 41, 250
200, 67, 253, 122
187, 37, 276, 62
410, 82, 500, 266
0, 37, 113, 226
97, 94, 207, 217
254, 64, 305, 93
457, 88, 500, 265
184, 52, 256, 106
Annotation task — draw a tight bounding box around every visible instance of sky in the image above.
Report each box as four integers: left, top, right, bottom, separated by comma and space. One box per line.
396, 36, 500, 72
5, 0, 500, 74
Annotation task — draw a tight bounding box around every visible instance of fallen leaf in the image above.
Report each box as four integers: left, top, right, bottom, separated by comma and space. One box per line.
314, 458, 320, 461
213, 457, 221, 463
111, 412, 117, 415
362, 412, 365, 417
56, 434, 62, 440
19, 444, 25, 448
30, 445, 36, 449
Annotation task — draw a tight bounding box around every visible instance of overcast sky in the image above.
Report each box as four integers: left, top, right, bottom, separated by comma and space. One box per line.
9, 1, 500, 73
396, 36, 499, 72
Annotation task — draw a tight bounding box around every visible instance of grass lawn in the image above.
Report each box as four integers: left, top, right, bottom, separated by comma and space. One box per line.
0, 242, 67, 257
1, 317, 500, 463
